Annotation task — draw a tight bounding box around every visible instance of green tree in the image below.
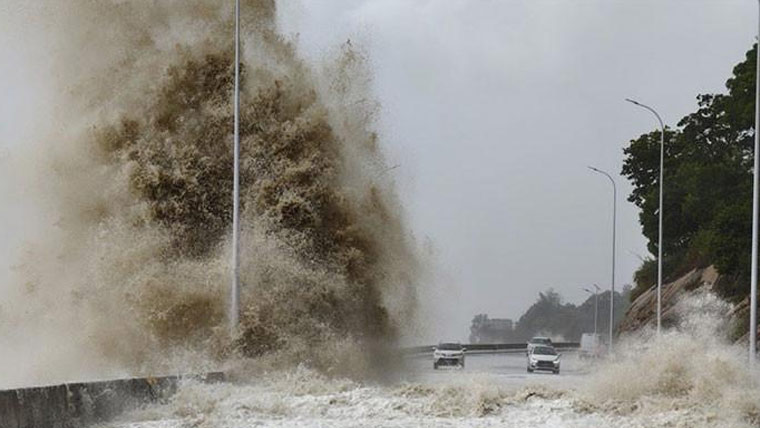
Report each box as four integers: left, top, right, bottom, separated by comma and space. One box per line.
513, 289, 627, 341
622, 44, 757, 300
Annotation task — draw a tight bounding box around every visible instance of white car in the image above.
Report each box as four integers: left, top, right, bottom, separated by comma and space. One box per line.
526, 336, 554, 355
433, 343, 466, 369
527, 345, 561, 374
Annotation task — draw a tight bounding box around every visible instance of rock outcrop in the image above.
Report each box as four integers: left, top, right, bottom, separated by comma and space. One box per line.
618, 265, 760, 344
617, 266, 719, 334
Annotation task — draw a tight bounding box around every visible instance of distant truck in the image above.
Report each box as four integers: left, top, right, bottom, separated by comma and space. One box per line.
579, 333, 604, 359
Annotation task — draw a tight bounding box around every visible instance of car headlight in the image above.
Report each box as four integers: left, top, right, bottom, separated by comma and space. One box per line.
553, 360, 560, 365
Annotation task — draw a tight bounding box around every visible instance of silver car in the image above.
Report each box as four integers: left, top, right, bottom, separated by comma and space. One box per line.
433, 342, 466, 369
527, 345, 561, 374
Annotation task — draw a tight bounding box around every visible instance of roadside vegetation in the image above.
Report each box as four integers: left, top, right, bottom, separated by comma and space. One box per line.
623, 44, 758, 303
470, 288, 630, 342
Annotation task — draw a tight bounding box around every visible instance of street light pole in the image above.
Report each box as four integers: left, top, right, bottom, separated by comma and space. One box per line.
625, 98, 665, 336
583, 284, 601, 335
594, 284, 600, 336
230, 0, 241, 335
750, 0, 760, 366
588, 166, 616, 352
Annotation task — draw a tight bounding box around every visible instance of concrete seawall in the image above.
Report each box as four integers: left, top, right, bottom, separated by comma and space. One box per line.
0, 372, 224, 428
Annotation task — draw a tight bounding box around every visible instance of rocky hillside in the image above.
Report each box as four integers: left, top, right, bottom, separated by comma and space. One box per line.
618, 265, 756, 343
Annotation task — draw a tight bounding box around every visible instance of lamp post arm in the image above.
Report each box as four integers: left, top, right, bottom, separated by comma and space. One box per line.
625, 99, 665, 133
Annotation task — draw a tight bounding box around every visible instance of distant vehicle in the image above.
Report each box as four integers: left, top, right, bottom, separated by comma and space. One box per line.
527, 345, 561, 374
526, 336, 554, 355
579, 333, 603, 359
433, 342, 466, 369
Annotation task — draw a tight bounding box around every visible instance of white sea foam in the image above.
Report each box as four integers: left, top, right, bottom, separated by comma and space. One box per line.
98, 291, 760, 428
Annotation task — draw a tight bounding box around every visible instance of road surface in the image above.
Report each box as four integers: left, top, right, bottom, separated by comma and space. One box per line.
401, 351, 587, 387
101, 347, 758, 428
104, 352, 648, 428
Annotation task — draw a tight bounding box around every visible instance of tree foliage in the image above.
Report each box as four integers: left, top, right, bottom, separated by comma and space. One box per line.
512, 288, 629, 341
622, 45, 757, 300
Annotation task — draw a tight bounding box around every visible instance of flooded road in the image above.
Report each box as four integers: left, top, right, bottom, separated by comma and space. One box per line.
401, 351, 587, 386
102, 351, 733, 428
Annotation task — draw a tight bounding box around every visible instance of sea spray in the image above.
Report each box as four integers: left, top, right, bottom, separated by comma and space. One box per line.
584, 290, 760, 426
106, 290, 760, 427
0, 0, 418, 387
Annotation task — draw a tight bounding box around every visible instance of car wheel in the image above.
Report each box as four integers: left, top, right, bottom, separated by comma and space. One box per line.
554, 369, 560, 374
433, 362, 438, 370
527, 367, 533, 373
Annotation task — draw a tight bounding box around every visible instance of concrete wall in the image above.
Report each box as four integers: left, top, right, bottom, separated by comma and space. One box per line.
0, 372, 224, 428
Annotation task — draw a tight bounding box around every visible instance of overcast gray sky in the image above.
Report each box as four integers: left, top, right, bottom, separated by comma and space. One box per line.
2, 1, 758, 342
276, 0, 757, 340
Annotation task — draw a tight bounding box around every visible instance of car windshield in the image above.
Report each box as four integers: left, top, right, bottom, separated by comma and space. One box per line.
533, 346, 557, 355
438, 343, 463, 350
530, 338, 552, 345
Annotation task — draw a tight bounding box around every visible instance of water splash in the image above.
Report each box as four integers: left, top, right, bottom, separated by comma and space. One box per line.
105, 290, 760, 427
584, 290, 760, 426
0, 0, 418, 387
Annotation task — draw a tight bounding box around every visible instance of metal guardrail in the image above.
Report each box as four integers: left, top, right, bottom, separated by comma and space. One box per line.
403, 342, 580, 355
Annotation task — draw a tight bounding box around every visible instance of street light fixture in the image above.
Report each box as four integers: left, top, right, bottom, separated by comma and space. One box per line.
588, 166, 616, 352
582, 284, 601, 336
625, 98, 665, 336
230, 0, 241, 334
